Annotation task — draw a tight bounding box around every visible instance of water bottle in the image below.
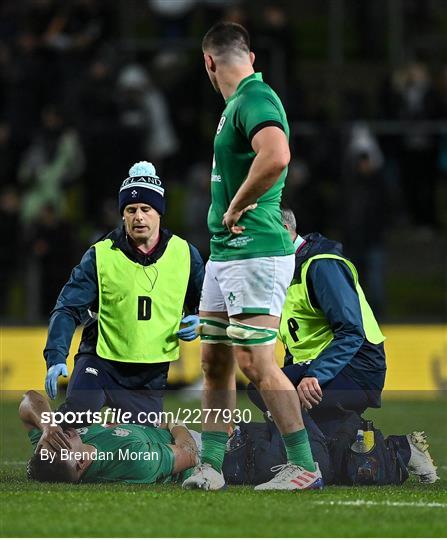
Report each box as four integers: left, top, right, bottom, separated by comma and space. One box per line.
363, 420, 375, 452
351, 429, 368, 453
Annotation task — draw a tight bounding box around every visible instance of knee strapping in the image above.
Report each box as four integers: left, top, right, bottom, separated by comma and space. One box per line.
198, 316, 232, 345
226, 319, 278, 346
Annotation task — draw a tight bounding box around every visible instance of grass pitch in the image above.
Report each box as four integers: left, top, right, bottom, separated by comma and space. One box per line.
1, 394, 446, 537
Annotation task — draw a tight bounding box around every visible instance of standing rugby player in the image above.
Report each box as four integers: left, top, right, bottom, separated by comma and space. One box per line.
183, 22, 321, 491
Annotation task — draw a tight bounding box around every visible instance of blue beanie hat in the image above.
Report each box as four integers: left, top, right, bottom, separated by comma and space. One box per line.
119, 161, 165, 215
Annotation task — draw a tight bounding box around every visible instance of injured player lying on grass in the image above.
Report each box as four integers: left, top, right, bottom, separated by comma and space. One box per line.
21, 391, 439, 488
21, 391, 199, 484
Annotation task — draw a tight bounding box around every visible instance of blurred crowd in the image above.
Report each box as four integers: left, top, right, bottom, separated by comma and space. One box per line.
1, 0, 447, 322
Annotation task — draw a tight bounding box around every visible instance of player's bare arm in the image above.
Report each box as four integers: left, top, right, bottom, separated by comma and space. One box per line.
19, 390, 71, 451
223, 126, 290, 233
168, 422, 199, 474
19, 390, 54, 431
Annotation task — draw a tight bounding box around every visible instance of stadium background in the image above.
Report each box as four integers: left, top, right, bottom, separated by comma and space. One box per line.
0, 0, 446, 394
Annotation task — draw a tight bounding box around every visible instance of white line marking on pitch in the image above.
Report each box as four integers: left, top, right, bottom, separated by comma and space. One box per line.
313, 500, 447, 508
2, 461, 26, 465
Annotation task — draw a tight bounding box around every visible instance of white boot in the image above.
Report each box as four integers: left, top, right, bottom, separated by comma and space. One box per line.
254, 462, 323, 491
182, 463, 226, 490
407, 431, 439, 484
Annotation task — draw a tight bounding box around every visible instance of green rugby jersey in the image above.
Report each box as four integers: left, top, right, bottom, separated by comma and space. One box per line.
208, 72, 294, 261
29, 424, 177, 484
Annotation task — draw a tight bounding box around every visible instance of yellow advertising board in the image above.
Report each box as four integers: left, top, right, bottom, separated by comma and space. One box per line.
1, 325, 446, 394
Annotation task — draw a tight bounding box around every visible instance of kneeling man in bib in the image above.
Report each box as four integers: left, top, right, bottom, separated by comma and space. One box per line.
42, 161, 204, 424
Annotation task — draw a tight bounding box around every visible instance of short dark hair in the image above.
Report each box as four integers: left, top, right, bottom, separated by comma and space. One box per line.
27, 453, 78, 483
202, 22, 250, 57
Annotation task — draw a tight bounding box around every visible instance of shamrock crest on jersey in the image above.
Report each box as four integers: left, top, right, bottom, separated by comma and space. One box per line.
112, 427, 131, 437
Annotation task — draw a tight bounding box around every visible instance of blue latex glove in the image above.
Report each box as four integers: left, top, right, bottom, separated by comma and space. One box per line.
176, 315, 200, 342
45, 363, 69, 400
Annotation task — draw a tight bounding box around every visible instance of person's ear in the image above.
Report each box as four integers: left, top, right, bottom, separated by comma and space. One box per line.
204, 53, 216, 73
77, 458, 88, 472
249, 51, 255, 65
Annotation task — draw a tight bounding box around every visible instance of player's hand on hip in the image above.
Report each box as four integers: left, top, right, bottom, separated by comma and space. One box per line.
222, 203, 257, 234
177, 314, 200, 342
297, 377, 322, 410
45, 363, 69, 400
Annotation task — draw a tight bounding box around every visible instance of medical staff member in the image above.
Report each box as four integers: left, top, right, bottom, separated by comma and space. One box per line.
43, 161, 204, 423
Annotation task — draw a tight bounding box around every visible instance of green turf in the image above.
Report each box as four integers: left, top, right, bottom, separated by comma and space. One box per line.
1, 394, 446, 537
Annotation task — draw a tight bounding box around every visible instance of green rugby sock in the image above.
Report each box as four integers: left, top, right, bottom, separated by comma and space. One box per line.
282, 429, 316, 472
201, 431, 228, 473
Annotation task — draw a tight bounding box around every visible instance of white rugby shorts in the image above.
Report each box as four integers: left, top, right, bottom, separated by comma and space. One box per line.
199, 255, 295, 317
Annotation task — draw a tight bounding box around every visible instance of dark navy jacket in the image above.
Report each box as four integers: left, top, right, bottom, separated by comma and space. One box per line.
287, 233, 386, 397
44, 226, 204, 369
